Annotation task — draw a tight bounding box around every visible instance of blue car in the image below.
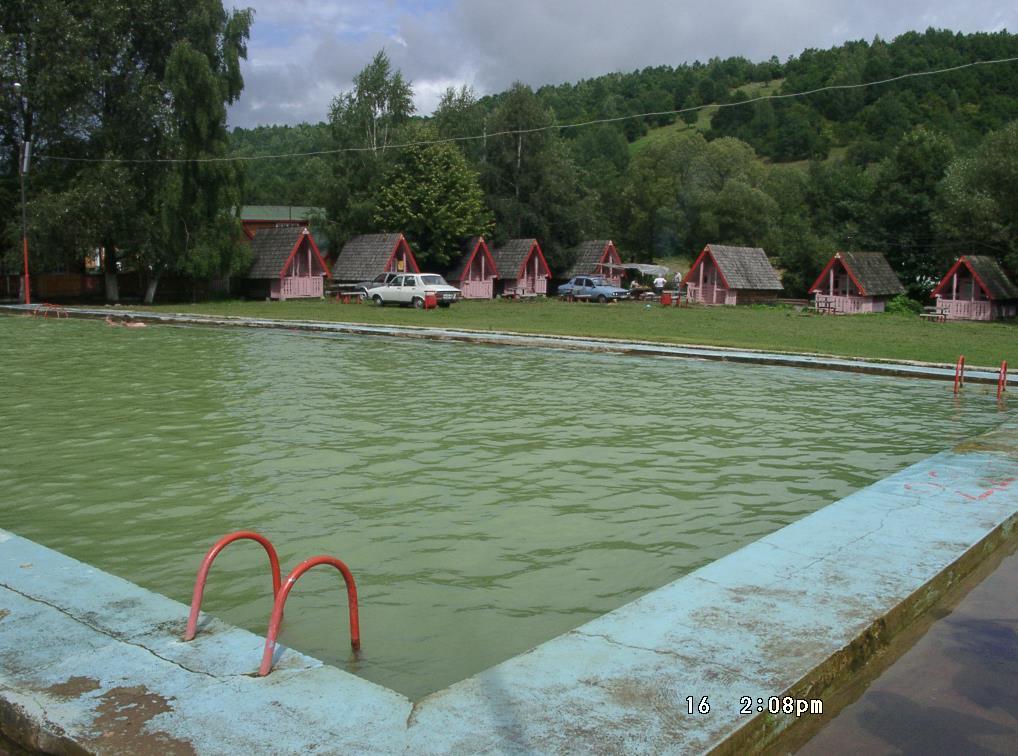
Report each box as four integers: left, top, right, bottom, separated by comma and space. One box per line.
557, 276, 630, 303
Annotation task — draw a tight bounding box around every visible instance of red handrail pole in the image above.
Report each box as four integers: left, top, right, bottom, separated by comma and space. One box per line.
259, 555, 360, 676
954, 355, 965, 395
184, 531, 282, 641
999, 360, 1008, 400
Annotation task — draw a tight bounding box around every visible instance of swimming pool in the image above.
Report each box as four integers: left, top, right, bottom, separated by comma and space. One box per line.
0, 315, 1008, 699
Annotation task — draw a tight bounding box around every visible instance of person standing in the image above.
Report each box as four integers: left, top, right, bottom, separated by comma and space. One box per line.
652, 275, 667, 295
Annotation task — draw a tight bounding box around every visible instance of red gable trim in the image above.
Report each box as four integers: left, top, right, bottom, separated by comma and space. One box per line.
384, 235, 421, 274
280, 228, 331, 278
457, 238, 499, 280
932, 257, 994, 301
682, 245, 730, 289
594, 241, 622, 275
599, 241, 620, 265
516, 240, 552, 279
809, 253, 866, 296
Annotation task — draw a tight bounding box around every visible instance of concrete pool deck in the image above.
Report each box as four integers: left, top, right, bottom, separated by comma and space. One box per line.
2, 417, 1017, 754
2, 304, 1015, 386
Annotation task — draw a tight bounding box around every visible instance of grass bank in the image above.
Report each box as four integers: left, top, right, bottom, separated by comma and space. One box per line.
141, 299, 1017, 368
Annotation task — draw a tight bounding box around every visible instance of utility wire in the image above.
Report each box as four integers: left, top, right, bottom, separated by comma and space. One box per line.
36, 55, 1018, 165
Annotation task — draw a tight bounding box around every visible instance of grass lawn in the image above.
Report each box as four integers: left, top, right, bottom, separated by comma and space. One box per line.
142, 298, 1017, 368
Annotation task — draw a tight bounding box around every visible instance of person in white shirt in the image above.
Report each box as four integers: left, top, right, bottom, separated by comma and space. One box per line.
652, 275, 667, 294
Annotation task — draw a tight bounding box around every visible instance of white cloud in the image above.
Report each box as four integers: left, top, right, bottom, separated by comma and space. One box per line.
228, 0, 1018, 128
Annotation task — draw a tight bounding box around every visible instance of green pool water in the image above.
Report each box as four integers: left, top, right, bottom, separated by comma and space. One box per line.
0, 315, 1009, 699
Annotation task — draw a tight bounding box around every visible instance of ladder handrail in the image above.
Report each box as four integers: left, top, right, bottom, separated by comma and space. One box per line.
183, 531, 282, 641
259, 555, 360, 676
954, 355, 965, 395
999, 360, 1008, 401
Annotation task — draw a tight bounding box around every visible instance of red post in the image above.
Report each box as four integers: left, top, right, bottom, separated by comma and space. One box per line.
22, 237, 30, 306
259, 555, 360, 676
183, 531, 282, 641
954, 355, 965, 395
999, 361, 1008, 400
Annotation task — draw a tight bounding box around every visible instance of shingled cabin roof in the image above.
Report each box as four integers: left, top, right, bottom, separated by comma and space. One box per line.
933, 255, 1018, 301
565, 240, 619, 278
810, 251, 904, 297
490, 239, 550, 280
688, 244, 783, 290
247, 226, 329, 279
447, 237, 498, 282
331, 233, 418, 281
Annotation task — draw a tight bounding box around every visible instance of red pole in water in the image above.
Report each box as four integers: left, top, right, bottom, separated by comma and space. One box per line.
184, 531, 282, 641
999, 361, 1008, 400
259, 555, 360, 676
954, 355, 965, 395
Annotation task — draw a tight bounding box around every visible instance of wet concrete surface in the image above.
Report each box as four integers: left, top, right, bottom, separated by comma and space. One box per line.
798, 548, 1018, 755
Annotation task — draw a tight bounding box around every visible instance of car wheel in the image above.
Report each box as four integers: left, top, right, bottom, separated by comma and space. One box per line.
597, 294, 608, 303
412, 296, 424, 309
372, 295, 384, 306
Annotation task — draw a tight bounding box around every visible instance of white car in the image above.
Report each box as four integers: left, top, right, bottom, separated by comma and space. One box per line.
366, 273, 461, 308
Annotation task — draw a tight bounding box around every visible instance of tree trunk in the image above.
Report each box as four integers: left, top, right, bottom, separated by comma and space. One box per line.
143, 271, 160, 305
103, 247, 119, 302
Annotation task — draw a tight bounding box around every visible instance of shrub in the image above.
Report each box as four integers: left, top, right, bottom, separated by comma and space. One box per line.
885, 294, 923, 315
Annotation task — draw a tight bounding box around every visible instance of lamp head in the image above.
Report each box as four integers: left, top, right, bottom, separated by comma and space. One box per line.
13, 82, 21, 95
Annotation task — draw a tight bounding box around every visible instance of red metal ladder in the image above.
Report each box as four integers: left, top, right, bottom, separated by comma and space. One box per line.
953, 355, 965, 395
258, 556, 360, 676
183, 531, 360, 676
184, 531, 282, 641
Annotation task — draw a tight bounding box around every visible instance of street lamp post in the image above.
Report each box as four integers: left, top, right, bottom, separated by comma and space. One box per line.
13, 81, 30, 305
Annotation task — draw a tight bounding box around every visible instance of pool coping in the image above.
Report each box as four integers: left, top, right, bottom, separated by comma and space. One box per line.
2, 303, 1014, 386
2, 414, 1017, 753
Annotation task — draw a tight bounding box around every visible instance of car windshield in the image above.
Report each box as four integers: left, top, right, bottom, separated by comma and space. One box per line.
374, 274, 389, 282
421, 275, 447, 286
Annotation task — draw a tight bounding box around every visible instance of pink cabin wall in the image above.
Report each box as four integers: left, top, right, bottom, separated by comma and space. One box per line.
458, 251, 495, 298
686, 256, 729, 305
814, 293, 883, 314
460, 279, 493, 299
935, 268, 998, 320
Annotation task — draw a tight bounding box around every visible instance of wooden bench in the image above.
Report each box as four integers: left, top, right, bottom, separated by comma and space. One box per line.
919, 312, 947, 323
331, 291, 362, 304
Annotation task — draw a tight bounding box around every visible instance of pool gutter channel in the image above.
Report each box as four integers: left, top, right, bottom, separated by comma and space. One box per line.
2, 303, 1014, 387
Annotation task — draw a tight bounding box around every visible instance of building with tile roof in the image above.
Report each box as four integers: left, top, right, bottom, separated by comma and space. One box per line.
809, 251, 904, 314
447, 237, 498, 299
331, 234, 420, 284
240, 206, 325, 240
932, 255, 1018, 320
564, 240, 624, 286
490, 239, 551, 297
683, 244, 783, 305
245, 226, 330, 300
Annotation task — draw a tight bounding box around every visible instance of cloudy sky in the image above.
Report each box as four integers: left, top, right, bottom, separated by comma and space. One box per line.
228, 0, 1017, 128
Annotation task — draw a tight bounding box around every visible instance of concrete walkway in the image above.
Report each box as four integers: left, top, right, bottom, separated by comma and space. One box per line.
2, 419, 1016, 754
2, 304, 1014, 386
